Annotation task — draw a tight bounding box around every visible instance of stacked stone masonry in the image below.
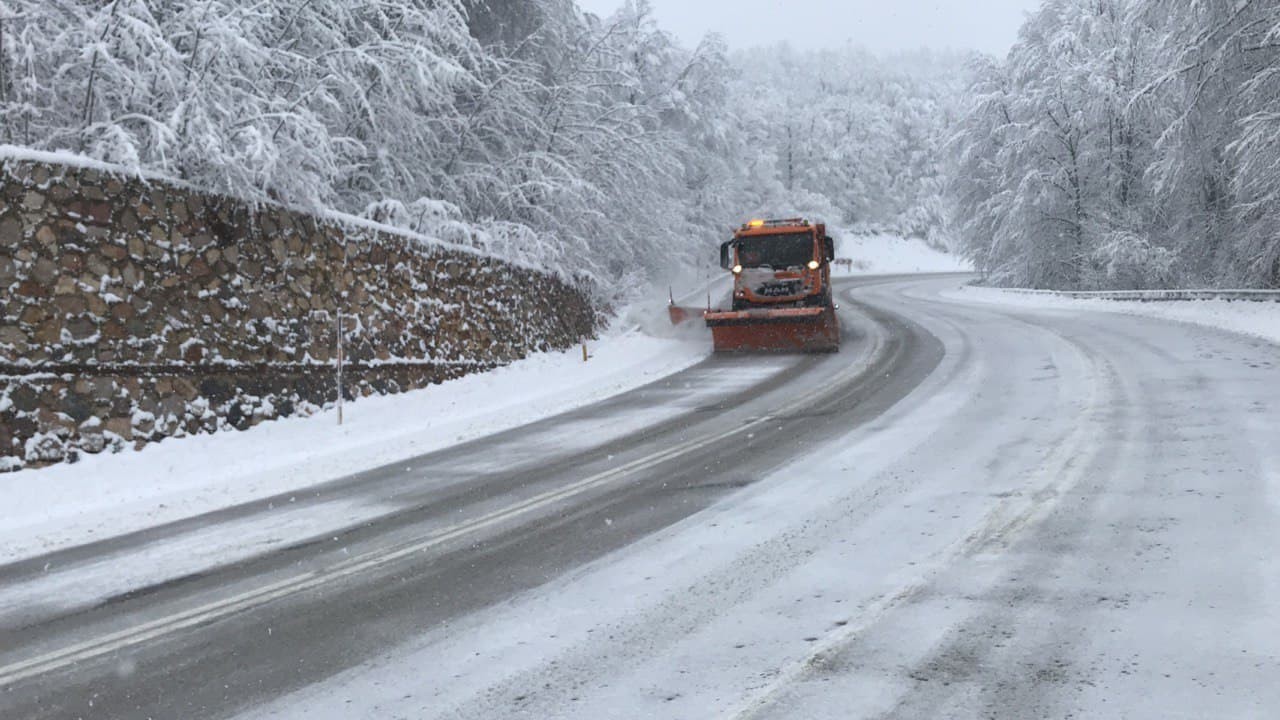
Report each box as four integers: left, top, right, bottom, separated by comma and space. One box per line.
0, 159, 596, 470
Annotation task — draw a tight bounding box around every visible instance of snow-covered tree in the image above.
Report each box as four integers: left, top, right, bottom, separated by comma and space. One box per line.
1147, 0, 1280, 287
0, 0, 978, 299
949, 0, 1280, 290
729, 45, 970, 243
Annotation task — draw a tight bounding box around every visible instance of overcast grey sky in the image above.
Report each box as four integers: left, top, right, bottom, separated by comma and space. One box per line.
575, 0, 1040, 56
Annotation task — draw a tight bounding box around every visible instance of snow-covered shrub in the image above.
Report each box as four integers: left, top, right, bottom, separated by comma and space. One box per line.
1085, 231, 1179, 290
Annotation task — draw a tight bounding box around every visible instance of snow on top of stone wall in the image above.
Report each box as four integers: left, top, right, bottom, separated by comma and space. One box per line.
0, 145, 169, 181
0, 144, 553, 277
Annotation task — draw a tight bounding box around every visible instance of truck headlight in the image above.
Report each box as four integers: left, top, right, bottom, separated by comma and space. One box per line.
732, 264, 743, 274
808, 260, 819, 270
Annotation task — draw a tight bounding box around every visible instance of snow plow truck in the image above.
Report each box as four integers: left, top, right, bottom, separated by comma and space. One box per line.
671, 218, 840, 353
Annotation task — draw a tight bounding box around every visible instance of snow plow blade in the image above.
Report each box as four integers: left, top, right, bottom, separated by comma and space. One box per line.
704, 306, 840, 353
667, 285, 709, 326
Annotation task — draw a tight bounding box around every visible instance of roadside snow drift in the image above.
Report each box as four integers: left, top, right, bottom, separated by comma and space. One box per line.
953, 285, 1280, 347
835, 233, 970, 276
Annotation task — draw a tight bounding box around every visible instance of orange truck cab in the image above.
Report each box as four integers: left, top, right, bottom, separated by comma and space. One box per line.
720, 218, 836, 310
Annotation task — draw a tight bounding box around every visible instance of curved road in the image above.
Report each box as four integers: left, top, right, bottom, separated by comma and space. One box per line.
2, 275, 1278, 719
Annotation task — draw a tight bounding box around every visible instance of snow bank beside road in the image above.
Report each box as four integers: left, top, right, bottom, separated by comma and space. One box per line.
835, 233, 971, 276
953, 286, 1280, 347
0, 330, 709, 564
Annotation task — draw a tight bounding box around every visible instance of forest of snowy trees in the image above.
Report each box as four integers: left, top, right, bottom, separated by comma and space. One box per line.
6, 0, 1275, 295
950, 0, 1280, 289
0, 0, 959, 301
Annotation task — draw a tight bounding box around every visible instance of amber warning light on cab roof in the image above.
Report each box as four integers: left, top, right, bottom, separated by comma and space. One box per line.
741, 218, 810, 231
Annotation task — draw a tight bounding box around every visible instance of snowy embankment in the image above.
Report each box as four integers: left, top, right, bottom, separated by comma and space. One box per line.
0, 327, 708, 564
952, 285, 1280, 347
834, 233, 971, 276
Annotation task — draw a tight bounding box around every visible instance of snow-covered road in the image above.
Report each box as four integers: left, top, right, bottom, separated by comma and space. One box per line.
3, 274, 1277, 719
252, 276, 1280, 719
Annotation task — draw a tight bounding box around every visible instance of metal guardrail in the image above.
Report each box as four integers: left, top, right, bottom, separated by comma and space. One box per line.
996, 288, 1280, 303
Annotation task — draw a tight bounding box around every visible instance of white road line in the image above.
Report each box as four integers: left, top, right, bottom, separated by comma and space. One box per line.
0, 312, 887, 688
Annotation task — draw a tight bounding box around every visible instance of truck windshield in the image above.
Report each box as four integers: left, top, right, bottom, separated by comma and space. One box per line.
736, 233, 814, 270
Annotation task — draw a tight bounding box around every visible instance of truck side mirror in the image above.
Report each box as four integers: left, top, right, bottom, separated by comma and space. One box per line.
823, 236, 835, 262
720, 241, 733, 270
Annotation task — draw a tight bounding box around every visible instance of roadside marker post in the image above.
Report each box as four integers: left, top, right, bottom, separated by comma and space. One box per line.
336, 308, 344, 426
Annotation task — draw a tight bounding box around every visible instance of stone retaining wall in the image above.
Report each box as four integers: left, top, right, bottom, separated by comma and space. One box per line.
0, 158, 596, 470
